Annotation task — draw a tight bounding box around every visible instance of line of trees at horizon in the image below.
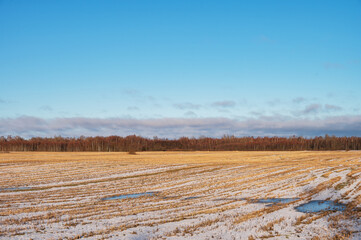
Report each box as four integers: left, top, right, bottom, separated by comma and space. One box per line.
1, 135, 361, 152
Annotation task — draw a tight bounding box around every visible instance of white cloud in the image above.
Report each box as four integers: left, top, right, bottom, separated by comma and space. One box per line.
292, 97, 306, 104
296, 104, 343, 115
39, 105, 53, 112
184, 111, 197, 117
173, 102, 201, 110
325, 104, 342, 111
302, 104, 322, 114
1, 115, 361, 138
211, 101, 236, 108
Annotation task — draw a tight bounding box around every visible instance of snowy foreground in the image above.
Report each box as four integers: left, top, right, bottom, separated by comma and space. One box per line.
1, 151, 361, 240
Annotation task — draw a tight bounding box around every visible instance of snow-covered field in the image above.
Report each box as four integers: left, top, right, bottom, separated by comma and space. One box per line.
1, 151, 361, 240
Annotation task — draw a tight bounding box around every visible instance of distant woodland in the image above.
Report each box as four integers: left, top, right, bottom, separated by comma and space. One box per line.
1, 135, 361, 152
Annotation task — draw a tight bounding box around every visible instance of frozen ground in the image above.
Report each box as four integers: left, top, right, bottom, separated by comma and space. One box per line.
0, 151, 361, 240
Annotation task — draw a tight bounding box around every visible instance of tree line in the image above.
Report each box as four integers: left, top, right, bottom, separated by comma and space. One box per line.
1, 135, 361, 152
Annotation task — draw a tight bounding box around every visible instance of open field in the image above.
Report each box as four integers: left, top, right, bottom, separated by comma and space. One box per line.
1, 151, 361, 240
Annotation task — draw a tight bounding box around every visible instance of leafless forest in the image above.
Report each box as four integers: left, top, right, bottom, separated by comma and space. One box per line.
1, 135, 361, 152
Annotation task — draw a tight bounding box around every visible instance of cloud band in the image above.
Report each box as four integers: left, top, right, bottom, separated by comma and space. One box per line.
1, 115, 361, 138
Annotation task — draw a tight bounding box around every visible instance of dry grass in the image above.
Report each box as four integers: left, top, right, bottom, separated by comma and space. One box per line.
0, 151, 360, 239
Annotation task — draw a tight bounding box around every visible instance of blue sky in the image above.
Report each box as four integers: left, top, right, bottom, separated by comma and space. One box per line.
1, 0, 361, 137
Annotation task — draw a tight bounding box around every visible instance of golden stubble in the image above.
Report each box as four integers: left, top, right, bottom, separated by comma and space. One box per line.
0, 151, 360, 239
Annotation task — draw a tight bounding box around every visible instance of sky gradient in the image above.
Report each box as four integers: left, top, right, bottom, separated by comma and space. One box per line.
1, 0, 361, 138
